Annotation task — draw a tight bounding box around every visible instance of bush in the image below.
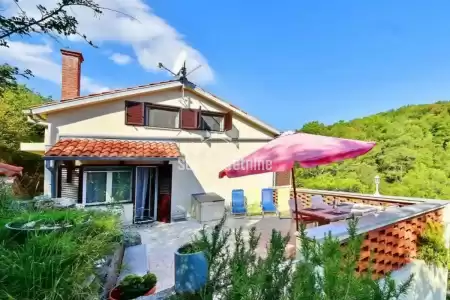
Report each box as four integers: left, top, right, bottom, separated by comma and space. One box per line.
118, 273, 157, 300
0, 184, 122, 300
417, 220, 449, 268
170, 215, 413, 300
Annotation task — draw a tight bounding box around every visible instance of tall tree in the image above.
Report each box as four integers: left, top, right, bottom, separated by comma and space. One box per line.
0, 0, 102, 92
296, 101, 450, 200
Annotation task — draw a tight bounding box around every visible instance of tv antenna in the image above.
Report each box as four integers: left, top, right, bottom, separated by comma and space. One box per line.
158, 50, 202, 83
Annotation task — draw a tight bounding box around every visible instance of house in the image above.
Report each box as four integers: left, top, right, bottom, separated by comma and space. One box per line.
21, 49, 290, 224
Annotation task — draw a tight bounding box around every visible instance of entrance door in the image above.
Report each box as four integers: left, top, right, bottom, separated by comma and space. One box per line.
134, 167, 158, 224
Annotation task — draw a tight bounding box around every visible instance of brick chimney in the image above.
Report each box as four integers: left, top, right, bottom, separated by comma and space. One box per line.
60, 49, 84, 100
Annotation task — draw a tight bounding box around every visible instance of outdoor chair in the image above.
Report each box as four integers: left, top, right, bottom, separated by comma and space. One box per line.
231, 189, 247, 216
311, 195, 331, 209
261, 188, 278, 217
289, 199, 317, 226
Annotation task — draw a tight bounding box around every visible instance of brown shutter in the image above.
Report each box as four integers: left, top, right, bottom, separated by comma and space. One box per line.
180, 108, 200, 129
275, 171, 291, 186
224, 111, 233, 131
125, 101, 144, 126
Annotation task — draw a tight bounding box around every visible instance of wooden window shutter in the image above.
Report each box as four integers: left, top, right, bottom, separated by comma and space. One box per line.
224, 111, 233, 131
275, 171, 291, 186
125, 101, 144, 126
180, 108, 200, 129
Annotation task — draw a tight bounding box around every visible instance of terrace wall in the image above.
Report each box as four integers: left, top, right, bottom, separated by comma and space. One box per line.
290, 188, 450, 300
272, 187, 415, 208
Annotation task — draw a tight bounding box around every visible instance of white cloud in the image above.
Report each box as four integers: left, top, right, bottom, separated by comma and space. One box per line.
109, 52, 132, 65
0, 41, 109, 94
0, 0, 214, 84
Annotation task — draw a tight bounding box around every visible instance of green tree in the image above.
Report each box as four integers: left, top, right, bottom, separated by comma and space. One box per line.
297, 101, 450, 200
0, 85, 47, 197
0, 0, 103, 91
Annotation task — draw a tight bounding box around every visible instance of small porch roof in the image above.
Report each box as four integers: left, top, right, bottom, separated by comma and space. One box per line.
43, 138, 181, 161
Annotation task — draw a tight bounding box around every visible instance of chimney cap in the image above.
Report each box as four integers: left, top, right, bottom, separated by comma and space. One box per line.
60, 49, 84, 63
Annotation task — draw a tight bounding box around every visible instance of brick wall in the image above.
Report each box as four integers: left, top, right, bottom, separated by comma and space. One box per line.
354, 208, 443, 279
61, 49, 83, 100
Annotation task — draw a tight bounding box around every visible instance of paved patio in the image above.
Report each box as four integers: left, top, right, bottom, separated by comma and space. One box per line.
134, 216, 296, 294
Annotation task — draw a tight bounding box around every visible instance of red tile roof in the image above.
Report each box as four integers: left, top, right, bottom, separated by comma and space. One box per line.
0, 163, 23, 177
45, 139, 180, 159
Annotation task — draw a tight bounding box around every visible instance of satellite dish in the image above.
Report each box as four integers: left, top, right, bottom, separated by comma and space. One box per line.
172, 50, 187, 75
158, 49, 202, 83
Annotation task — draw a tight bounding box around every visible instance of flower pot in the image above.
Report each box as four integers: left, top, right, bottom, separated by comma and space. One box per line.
109, 285, 157, 300
174, 248, 208, 293
109, 287, 121, 300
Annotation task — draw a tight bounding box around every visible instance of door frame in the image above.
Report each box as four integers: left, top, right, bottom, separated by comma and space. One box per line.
134, 166, 159, 222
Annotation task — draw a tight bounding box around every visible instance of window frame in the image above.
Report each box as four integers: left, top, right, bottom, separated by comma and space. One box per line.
145, 103, 181, 129
199, 111, 225, 132
82, 169, 133, 205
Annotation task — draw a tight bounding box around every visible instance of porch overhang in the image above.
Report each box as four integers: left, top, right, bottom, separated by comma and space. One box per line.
44, 138, 181, 162
43, 156, 179, 161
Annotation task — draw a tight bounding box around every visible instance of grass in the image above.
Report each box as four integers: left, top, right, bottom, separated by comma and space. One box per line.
0, 184, 123, 300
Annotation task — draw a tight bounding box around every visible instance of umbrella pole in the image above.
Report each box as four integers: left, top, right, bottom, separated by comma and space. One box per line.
291, 168, 300, 232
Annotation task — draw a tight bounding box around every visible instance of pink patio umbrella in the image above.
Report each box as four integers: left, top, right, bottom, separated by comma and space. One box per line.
0, 163, 23, 177
218, 132, 376, 230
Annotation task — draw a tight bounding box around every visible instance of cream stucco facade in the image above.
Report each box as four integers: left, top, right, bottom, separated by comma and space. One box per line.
37, 86, 278, 221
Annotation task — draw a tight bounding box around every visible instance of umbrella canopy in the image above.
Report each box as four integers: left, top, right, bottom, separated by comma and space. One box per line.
0, 163, 23, 177
219, 133, 376, 178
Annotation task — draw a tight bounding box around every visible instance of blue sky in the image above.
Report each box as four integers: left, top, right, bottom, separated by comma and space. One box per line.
3, 0, 450, 131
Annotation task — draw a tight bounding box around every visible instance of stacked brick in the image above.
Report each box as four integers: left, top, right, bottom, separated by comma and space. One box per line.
354, 209, 442, 279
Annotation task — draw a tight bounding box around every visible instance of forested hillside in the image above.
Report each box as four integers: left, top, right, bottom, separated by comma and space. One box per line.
0, 85, 48, 197
297, 101, 450, 200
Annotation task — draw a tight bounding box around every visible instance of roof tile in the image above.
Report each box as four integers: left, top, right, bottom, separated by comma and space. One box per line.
45, 139, 180, 159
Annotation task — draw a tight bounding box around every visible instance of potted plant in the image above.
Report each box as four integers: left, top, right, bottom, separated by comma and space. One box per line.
174, 240, 208, 293
109, 273, 157, 300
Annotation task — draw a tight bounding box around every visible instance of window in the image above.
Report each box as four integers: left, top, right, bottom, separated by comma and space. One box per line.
200, 112, 224, 131
83, 170, 132, 205
146, 105, 180, 129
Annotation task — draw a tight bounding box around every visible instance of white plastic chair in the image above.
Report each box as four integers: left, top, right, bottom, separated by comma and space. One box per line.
311, 195, 331, 209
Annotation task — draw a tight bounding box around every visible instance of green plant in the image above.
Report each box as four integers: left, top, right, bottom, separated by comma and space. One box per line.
118, 273, 157, 300
178, 240, 206, 254
170, 214, 413, 300
0, 203, 122, 300
417, 220, 449, 268
290, 217, 414, 300
7, 209, 91, 229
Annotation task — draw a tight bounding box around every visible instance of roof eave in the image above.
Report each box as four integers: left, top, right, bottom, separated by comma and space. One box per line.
29, 81, 182, 115
191, 86, 280, 136
43, 156, 179, 161
26, 80, 280, 137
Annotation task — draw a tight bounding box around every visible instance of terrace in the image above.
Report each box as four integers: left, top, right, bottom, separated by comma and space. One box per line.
136, 187, 450, 299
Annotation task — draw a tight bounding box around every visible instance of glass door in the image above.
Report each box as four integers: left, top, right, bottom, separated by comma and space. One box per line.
134, 167, 158, 224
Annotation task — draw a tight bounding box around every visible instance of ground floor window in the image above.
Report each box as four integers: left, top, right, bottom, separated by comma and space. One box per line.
83, 170, 132, 205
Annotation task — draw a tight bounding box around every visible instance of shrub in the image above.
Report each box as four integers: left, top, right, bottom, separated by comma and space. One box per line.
118, 273, 157, 300
171, 215, 413, 300
0, 195, 122, 300
417, 220, 449, 268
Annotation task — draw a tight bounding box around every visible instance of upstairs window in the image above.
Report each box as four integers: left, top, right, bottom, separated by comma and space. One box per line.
146, 105, 180, 129
200, 112, 224, 131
